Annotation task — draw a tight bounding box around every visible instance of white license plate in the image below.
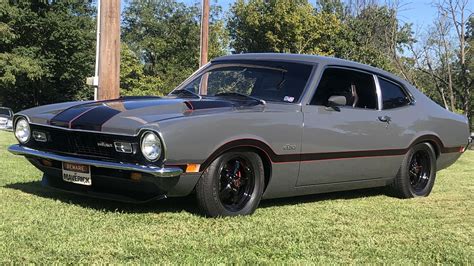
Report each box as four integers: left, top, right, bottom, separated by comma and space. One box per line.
62, 162, 91, 186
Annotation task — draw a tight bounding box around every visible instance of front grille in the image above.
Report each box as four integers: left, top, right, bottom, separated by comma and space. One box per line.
27, 124, 142, 162
71, 133, 115, 157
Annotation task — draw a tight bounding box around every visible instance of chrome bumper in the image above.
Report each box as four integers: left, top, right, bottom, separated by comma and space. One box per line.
8, 144, 183, 178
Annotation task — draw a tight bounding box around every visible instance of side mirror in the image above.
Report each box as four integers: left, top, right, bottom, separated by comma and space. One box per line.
326, 95, 346, 111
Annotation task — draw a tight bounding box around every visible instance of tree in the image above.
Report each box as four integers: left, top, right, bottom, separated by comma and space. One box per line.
228, 0, 343, 55
120, 43, 164, 96
406, 0, 472, 129
333, 3, 414, 72
121, 0, 228, 95
435, 0, 472, 128
463, 15, 473, 129
0, 1, 96, 111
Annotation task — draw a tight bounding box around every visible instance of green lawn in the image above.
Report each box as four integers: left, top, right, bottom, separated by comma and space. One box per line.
0, 131, 472, 264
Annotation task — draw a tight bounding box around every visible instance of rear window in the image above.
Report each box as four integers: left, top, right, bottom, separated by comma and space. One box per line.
379, 78, 410, 109
0, 108, 11, 116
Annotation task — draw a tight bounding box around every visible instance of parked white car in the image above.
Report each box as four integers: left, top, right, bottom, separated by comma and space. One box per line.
0, 107, 13, 131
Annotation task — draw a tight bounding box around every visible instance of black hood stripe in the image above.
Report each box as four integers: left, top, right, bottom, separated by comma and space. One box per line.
70, 105, 121, 131
50, 101, 122, 130
50, 105, 96, 128
49, 97, 239, 131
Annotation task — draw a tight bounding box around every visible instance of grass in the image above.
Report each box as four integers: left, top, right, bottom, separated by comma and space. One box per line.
0, 130, 472, 264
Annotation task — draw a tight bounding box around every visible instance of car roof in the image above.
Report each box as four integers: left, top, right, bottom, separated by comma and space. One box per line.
212, 53, 406, 85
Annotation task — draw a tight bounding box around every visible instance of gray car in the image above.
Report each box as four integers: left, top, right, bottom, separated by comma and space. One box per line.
8, 54, 472, 217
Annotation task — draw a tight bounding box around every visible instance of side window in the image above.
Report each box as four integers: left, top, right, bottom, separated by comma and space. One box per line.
379, 78, 410, 109
310, 68, 377, 109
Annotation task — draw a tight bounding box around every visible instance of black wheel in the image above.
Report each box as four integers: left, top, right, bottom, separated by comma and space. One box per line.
195, 151, 264, 217
391, 142, 437, 198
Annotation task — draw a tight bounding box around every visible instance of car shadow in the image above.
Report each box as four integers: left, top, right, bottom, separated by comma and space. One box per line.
4, 180, 201, 215
4, 180, 389, 215
260, 187, 388, 209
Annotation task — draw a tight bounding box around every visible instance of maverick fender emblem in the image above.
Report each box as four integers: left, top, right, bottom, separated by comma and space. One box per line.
283, 144, 296, 151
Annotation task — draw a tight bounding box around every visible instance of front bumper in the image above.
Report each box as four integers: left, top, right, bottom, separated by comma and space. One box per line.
8, 144, 185, 202
8, 144, 183, 177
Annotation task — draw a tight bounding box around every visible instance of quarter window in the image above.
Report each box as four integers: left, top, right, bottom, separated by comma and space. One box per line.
379, 78, 410, 109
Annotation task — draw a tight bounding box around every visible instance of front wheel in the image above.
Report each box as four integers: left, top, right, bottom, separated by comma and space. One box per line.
391, 142, 437, 198
195, 151, 264, 217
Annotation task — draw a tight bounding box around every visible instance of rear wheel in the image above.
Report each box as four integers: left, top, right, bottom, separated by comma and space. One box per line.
195, 151, 264, 217
391, 142, 437, 198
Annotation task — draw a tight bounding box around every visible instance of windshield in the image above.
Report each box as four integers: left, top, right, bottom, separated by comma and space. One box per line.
174, 60, 313, 103
0, 108, 11, 116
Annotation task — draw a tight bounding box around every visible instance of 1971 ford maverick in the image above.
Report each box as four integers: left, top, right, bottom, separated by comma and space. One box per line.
8, 54, 471, 217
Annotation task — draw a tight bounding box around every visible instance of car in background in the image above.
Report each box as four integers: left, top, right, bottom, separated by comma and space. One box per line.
7, 53, 472, 217
0, 107, 13, 131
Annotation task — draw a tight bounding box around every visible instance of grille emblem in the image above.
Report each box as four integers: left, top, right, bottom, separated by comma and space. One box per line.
97, 141, 113, 148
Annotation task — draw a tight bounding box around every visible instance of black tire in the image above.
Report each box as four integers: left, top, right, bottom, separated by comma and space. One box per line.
195, 151, 265, 217
391, 142, 437, 198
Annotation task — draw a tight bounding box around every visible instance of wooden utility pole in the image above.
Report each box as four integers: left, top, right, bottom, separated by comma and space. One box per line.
199, 0, 210, 95
199, 0, 209, 67
98, 0, 121, 100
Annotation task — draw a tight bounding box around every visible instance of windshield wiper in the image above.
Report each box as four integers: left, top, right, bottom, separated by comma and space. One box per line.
215, 92, 266, 105
170, 89, 202, 99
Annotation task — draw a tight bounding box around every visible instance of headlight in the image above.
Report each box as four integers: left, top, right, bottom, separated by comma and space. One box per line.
141, 131, 162, 161
15, 118, 30, 143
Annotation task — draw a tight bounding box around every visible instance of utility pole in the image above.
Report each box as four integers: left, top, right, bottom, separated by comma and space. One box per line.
98, 0, 121, 100
199, 0, 209, 67
199, 0, 209, 95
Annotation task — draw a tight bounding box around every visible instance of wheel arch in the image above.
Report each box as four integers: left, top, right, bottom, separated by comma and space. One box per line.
410, 134, 444, 158
199, 139, 275, 191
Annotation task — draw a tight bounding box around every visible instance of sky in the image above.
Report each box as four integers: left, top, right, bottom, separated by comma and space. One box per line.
121, 0, 442, 35
174, 0, 439, 32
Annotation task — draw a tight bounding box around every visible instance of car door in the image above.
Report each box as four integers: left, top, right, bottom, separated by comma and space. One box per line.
297, 67, 405, 186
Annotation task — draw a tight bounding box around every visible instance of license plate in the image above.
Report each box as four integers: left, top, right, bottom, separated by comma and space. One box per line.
62, 162, 91, 186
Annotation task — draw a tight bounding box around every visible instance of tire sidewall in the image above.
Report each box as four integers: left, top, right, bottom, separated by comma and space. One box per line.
404, 143, 437, 197
203, 151, 264, 217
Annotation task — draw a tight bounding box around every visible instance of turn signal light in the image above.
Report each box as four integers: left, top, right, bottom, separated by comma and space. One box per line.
41, 159, 53, 167
186, 164, 200, 173
130, 172, 142, 181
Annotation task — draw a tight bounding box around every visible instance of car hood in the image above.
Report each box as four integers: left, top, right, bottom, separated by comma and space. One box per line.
18, 96, 256, 135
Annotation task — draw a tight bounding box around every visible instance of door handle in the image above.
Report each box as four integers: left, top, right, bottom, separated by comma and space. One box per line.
378, 115, 391, 124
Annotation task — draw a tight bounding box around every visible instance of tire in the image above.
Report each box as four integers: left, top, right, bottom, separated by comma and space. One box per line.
195, 151, 265, 217
391, 142, 437, 198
